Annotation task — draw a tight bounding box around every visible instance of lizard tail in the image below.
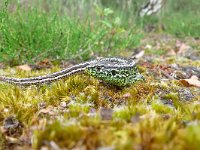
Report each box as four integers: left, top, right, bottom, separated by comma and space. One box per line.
0, 62, 89, 86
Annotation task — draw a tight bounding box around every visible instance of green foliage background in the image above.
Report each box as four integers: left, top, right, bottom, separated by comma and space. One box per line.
0, 0, 199, 65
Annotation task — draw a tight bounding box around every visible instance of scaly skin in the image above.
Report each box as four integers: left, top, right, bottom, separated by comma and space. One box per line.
0, 57, 144, 87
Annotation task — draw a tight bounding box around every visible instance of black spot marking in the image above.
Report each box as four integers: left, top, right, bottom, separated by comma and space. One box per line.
96, 66, 101, 72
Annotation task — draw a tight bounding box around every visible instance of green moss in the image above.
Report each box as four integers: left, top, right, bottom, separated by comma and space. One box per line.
114, 105, 148, 121
67, 104, 90, 118
0, 86, 38, 124
0, 56, 200, 149
152, 100, 174, 114
33, 121, 84, 149
135, 118, 180, 150
0, 131, 6, 150
175, 125, 200, 150
145, 49, 167, 56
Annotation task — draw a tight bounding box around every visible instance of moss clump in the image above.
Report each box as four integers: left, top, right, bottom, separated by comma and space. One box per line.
0, 131, 6, 150
32, 121, 84, 149
175, 125, 200, 150
0, 53, 200, 149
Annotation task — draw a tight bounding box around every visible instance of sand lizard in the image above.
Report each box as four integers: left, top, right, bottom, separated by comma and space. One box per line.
0, 57, 144, 87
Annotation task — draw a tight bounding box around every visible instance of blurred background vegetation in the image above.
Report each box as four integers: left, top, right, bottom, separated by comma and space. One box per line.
0, 0, 200, 65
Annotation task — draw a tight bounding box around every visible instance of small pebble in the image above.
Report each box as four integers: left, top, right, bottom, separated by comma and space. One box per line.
178, 88, 194, 101
38, 102, 46, 109
60, 101, 67, 108
100, 107, 113, 120
1, 116, 23, 137
122, 93, 131, 98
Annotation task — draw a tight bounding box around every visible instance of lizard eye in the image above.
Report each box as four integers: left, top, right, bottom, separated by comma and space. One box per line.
111, 70, 116, 76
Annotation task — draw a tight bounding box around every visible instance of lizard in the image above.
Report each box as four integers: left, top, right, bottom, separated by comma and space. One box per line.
0, 57, 144, 87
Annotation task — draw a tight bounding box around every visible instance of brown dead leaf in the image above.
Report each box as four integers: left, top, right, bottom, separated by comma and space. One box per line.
0, 62, 5, 69
180, 75, 200, 88
168, 49, 176, 56
132, 50, 145, 60
168, 41, 191, 56
36, 59, 52, 69
37, 105, 55, 116
175, 40, 190, 55
16, 64, 32, 71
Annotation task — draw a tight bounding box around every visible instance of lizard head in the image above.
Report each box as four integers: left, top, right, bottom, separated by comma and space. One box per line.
85, 58, 144, 87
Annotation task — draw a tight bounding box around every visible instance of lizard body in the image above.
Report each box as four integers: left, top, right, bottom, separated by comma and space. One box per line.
0, 57, 144, 86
